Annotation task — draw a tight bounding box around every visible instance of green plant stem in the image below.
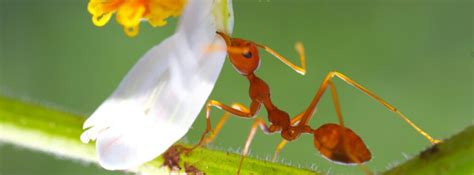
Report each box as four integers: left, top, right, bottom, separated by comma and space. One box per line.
0, 96, 318, 175
1, 96, 473, 175
383, 125, 474, 175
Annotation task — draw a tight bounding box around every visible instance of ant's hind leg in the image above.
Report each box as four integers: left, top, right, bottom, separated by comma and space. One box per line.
328, 71, 440, 144
327, 80, 346, 127
298, 71, 440, 144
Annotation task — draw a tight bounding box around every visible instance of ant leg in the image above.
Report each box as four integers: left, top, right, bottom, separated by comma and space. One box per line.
299, 71, 440, 144
327, 80, 345, 127
202, 112, 230, 145
255, 42, 306, 75
333, 71, 440, 143
271, 112, 304, 161
238, 118, 272, 175
204, 103, 250, 145
327, 81, 374, 174
191, 100, 261, 151
271, 140, 288, 161
272, 81, 344, 161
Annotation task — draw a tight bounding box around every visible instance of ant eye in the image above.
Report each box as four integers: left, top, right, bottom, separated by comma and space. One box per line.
242, 52, 252, 58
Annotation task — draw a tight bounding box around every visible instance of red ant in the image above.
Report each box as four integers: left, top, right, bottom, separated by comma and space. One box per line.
188, 31, 440, 174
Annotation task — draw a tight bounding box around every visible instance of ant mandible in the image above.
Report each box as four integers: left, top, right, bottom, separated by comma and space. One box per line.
189, 31, 441, 174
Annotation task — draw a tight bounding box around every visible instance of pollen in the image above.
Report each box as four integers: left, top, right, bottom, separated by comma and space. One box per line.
88, 0, 186, 37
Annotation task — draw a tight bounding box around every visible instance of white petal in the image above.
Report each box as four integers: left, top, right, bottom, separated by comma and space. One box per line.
81, 0, 233, 170
211, 0, 235, 35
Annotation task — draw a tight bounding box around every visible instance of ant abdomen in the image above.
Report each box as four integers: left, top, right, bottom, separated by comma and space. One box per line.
313, 123, 372, 164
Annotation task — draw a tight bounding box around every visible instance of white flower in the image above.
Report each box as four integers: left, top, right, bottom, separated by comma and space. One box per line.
80, 0, 234, 170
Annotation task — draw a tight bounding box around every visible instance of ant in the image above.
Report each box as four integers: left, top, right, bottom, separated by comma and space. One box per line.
187, 31, 441, 174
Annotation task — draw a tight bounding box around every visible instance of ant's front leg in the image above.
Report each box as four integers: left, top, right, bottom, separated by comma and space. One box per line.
169, 102, 257, 171
190, 100, 261, 151
203, 103, 253, 145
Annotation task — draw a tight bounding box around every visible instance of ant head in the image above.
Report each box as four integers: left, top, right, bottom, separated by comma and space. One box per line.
228, 38, 260, 76
313, 123, 371, 164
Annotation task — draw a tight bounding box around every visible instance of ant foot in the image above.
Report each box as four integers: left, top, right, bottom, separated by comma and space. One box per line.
432, 139, 442, 144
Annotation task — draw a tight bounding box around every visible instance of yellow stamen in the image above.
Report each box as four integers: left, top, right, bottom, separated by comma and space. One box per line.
92, 13, 113, 27
124, 25, 139, 37
87, 0, 187, 37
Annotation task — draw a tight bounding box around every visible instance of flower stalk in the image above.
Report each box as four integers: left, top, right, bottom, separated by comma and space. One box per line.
0, 96, 318, 175
383, 125, 474, 174
2, 96, 473, 174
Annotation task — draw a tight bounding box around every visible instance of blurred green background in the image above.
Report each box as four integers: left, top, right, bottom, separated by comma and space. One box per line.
0, 0, 472, 174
